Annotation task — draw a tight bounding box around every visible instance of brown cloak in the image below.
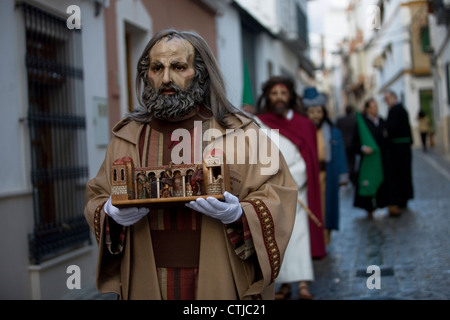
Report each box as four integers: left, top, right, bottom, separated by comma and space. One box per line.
84, 114, 297, 299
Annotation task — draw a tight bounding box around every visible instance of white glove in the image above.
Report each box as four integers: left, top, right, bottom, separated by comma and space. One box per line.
185, 191, 243, 224
104, 196, 149, 226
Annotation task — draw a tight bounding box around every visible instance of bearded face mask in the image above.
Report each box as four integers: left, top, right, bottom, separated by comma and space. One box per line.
141, 80, 207, 121
140, 37, 209, 121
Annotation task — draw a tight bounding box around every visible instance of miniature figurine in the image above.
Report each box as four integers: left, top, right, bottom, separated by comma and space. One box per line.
136, 172, 150, 199
190, 165, 204, 196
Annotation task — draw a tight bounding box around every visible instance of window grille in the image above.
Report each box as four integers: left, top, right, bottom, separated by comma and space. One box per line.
19, 3, 91, 264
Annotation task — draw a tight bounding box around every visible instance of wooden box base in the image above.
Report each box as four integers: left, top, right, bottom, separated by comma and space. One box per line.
112, 194, 224, 208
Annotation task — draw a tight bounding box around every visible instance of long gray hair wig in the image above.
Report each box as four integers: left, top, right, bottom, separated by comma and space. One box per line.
129, 28, 248, 128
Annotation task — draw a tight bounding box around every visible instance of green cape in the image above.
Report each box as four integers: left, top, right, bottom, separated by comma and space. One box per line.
242, 60, 254, 106
356, 112, 384, 197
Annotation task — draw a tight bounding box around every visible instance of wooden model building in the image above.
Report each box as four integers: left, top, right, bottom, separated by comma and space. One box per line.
111, 150, 229, 207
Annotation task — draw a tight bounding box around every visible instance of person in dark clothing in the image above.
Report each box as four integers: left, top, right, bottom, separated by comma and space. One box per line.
336, 105, 358, 186
352, 98, 389, 219
383, 90, 414, 216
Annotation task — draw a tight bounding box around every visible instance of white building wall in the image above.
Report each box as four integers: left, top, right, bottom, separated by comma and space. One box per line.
254, 33, 274, 94
115, 0, 152, 119
374, 3, 411, 90
370, 0, 432, 148
0, 0, 108, 299
217, 2, 305, 105
216, 4, 243, 107
235, 0, 277, 31
428, 13, 450, 153
437, 40, 450, 153
249, 33, 302, 98
429, 19, 450, 111
236, 0, 312, 97
0, 0, 31, 197
0, 0, 37, 300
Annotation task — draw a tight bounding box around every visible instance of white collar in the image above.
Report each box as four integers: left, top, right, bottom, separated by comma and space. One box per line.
285, 109, 294, 120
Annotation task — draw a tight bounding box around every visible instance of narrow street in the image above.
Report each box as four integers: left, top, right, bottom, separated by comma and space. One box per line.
305, 148, 450, 300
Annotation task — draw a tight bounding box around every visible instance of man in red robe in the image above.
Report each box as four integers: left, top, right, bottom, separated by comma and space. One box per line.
254, 76, 326, 300
255, 76, 325, 260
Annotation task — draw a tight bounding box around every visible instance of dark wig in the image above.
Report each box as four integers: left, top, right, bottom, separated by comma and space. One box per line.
255, 76, 302, 115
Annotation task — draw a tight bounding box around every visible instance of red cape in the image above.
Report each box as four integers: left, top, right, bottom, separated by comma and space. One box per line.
257, 112, 326, 259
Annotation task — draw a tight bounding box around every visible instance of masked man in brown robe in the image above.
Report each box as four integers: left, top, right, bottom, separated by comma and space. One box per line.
84, 29, 298, 300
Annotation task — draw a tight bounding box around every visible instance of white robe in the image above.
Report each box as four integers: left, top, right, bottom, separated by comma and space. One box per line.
255, 114, 314, 283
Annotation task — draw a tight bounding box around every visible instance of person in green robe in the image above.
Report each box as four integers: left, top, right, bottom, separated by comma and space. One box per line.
353, 98, 389, 218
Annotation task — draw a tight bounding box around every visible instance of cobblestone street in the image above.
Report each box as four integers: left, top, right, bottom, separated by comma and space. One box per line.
305, 148, 450, 300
